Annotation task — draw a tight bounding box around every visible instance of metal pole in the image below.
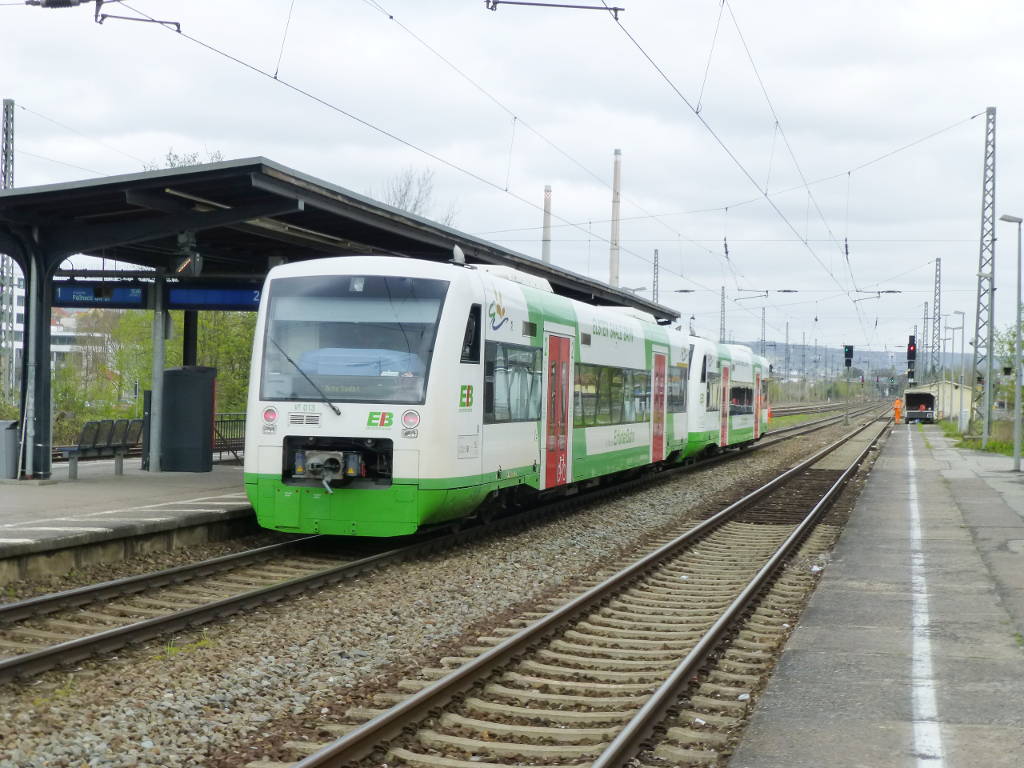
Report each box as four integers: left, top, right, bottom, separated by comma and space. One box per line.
719, 286, 725, 343
149, 278, 166, 472
1015, 220, 1021, 471
844, 363, 850, 424
652, 249, 659, 302
541, 185, 552, 264
960, 320, 966, 432
609, 149, 621, 288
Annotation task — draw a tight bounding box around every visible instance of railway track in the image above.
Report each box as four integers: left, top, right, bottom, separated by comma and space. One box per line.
0, 405, 884, 685
250, 416, 889, 768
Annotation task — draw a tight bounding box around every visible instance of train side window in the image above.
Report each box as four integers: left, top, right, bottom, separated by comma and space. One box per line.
484, 341, 542, 424
706, 371, 721, 412
460, 304, 481, 363
668, 367, 687, 412
700, 355, 708, 383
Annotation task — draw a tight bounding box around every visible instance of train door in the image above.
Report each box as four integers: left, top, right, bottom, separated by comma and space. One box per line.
720, 365, 730, 447
544, 333, 573, 489
652, 352, 667, 461
753, 372, 762, 439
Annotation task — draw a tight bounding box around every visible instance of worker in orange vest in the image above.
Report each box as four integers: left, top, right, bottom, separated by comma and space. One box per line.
893, 398, 902, 423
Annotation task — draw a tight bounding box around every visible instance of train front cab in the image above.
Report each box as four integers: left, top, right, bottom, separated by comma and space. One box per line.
244, 258, 499, 537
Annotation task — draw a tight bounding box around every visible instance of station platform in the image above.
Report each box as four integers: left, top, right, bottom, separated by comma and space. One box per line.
0, 458, 253, 583
732, 423, 1024, 766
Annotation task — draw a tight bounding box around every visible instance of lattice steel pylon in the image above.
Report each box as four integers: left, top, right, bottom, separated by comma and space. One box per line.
930, 257, 942, 378
971, 107, 997, 443
1, 98, 15, 401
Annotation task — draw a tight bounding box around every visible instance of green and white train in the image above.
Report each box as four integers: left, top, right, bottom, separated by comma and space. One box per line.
244, 256, 770, 537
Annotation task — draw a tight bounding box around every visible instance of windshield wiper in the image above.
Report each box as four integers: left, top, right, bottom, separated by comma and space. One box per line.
267, 336, 342, 416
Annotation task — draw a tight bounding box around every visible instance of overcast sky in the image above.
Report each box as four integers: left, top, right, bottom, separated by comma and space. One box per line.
4, 0, 1023, 365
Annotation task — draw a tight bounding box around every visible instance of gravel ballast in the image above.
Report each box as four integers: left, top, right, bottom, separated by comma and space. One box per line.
0, 425, 854, 768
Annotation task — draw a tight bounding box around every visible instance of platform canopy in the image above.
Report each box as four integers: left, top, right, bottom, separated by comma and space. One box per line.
0, 156, 676, 317
0, 157, 679, 478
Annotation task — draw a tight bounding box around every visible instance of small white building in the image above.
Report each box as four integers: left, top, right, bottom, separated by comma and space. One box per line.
904, 380, 976, 421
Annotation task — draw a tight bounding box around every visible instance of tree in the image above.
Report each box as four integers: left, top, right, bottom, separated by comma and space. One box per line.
143, 148, 224, 172
375, 167, 458, 226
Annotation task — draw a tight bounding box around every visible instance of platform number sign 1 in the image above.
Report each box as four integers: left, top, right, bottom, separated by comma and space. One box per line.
844, 345, 853, 368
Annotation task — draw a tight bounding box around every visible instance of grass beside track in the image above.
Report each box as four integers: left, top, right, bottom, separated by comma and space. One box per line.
938, 418, 1017, 456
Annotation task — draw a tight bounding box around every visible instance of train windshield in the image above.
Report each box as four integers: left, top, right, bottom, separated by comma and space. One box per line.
260, 275, 449, 405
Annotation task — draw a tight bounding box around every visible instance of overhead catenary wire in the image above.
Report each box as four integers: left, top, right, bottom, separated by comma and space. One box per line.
723, 0, 870, 344
15, 149, 103, 175
272, 0, 298, 79
110, 1, 725, 303
16, 103, 148, 167
473, 111, 981, 237
695, 0, 725, 114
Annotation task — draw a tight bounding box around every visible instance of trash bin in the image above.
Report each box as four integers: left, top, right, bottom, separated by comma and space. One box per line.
0, 420, 18, 479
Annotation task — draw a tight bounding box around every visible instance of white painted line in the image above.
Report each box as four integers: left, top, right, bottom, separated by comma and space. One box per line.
12, 526, 113, 533
907, 428, 945, 765
0, 538, 38, 545
125, 507, 227, 514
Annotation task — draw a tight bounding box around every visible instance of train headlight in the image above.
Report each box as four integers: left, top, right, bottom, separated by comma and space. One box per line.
401, 410, 421, 429
262, 406, 278, 424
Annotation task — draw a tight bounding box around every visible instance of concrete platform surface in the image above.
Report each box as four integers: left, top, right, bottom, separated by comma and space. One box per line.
731, 423, 1024, 768
0, 458, 250, 560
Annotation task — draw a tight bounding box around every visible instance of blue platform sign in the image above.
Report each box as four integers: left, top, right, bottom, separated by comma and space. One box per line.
53, 282, 148, 309
165, 284, 262, 311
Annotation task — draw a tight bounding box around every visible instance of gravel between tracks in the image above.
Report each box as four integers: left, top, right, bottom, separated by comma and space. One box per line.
0, 425, 852, 768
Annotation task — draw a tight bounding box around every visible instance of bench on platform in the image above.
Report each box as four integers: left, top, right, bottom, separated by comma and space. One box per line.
61, 418, 144, 480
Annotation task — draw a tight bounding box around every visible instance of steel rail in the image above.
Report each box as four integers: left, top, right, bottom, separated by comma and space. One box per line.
0, 407, 882, 684
593, 420, 890, 768
0, 536, 320, 624
291, 416, 885, 768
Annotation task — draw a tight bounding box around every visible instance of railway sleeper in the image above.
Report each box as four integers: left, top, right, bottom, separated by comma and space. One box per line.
483, 682, 648, 708
688, 694, 748, 715
536, 648, 677, 670
386, 745, 512, 768
7, 626, 79, 642
463, 696, 634, 724
675, 708, 741, 728
500, 671, 653, 695
563, 629, 702, 648
518, 659, 669, 684
696, 681, 750, 699
439, 712, 618, 743
651, 743, 720, 765
574, 621, 707, 640
548, 639, 694, 660
415, 728, 608, 759
665, 726, 731, 748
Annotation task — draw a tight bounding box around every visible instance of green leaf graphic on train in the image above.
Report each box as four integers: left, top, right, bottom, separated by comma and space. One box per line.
488, 291, 511, 331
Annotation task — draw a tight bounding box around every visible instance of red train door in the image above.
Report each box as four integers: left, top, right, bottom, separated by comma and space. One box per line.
545, 334, 572, 489
720, 366, 730, 447
754, 372, 762, 439
652, 352, 666, 461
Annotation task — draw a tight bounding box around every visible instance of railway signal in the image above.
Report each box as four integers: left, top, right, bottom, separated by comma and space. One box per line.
843, 345, 853, 367
907, 335, 917, 361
